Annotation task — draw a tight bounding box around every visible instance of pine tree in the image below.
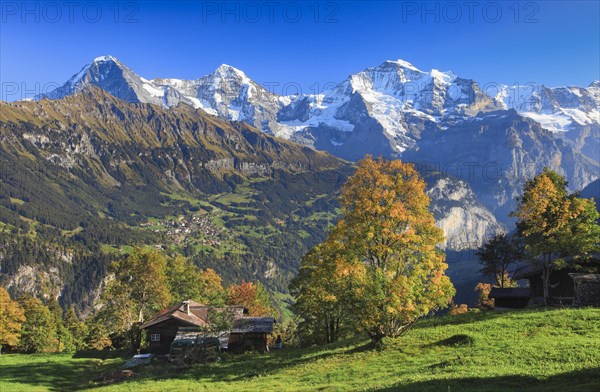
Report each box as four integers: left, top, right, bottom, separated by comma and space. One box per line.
64, 305, 88, 351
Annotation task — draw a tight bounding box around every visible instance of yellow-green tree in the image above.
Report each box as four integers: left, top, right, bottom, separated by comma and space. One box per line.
290, 239, 357, 344
47, 298, 76, 352
514, 168, 600, 305
340, 157, 454, 342
64, 305, 88, 351
293, 156, 455, 344
166, 256, 225, 305
17, 297, 58, 353
197, 268, 226, 305
98, 249, 172, 351
0, 287, 25, 354
227, 280, 274, 317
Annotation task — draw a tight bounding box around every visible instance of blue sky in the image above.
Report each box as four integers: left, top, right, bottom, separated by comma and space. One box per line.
1, 1, 599, 100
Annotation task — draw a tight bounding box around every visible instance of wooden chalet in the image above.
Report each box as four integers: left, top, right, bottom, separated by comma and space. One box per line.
140, 300, 275, 355
513, 264, 575, 304
140, 300, 245, 354
513, 255, 600, 306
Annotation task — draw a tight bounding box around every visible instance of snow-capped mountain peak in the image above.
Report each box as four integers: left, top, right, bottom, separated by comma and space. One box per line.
214, 63, 246, 76
208, 64, 254, 88
93, 55, 118, 63
430, 69, 457, 84
34, 56, 599, 164
493, 81, 600, 152
384, 59, 421, 72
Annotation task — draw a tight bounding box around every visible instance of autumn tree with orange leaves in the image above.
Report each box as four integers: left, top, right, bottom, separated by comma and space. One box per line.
227, 281, 274, 317
0, 287, 25, 354
292, 156, 455, 344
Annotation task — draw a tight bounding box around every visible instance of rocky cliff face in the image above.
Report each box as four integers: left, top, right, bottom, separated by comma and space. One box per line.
405, 110, 599, 223
495, 82, 600, 161
426, 177, 504, 249
17, 87, 343, 186
3, 265, 63, 300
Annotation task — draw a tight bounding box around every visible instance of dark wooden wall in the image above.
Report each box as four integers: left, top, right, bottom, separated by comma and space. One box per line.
146, 319, 182, 355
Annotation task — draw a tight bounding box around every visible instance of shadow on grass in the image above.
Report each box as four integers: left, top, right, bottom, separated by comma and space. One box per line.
430, 334, 475, 347
0, 354, 125, 391
72, 349, 132, 360
370, 366, 600, 392
84, 339, 368, 388
344, 341, 378, 354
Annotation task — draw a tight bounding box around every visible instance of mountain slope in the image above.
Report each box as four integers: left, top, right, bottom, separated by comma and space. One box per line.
495, 81, 600, 161
36, 56, 598, 173
1, 87, 346, 308
2, 87, 501, 310
404, 109, 599, 223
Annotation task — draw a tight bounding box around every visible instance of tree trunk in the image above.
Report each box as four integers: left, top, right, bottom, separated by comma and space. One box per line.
130, 323, 142, 353
329, 319, 336, 343
368, 329, 385, 346
542, 254, 552, 306
542, 268, 550, 306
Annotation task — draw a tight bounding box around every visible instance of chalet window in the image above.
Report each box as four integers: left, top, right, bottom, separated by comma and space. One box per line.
150, 333, 160, 342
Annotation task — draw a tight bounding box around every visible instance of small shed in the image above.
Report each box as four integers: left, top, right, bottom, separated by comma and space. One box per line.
513, 256, 600, 305
569, 274, 600, 307
513, 264, 575, 305
489, 288, 531, 309
228, 317, 275, 353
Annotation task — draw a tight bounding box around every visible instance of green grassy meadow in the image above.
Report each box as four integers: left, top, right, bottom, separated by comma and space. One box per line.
1, 308, 598, 391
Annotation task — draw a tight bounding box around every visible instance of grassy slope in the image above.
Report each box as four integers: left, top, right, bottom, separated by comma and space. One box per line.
1, 308, 598, 391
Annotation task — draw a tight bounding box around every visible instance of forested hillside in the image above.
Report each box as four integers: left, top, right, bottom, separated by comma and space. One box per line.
0, 87, 350, 312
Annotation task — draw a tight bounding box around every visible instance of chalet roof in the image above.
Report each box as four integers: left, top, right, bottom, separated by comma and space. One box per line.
489, 288, 531, 299
568, 273, 600, 283
513, 263, 538, 280
140, 300, 245, 329
231, 317, 275, 334
513, 255, 600, 280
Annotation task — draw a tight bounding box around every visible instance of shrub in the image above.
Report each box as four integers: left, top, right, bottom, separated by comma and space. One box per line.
448, 304, 469, 315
